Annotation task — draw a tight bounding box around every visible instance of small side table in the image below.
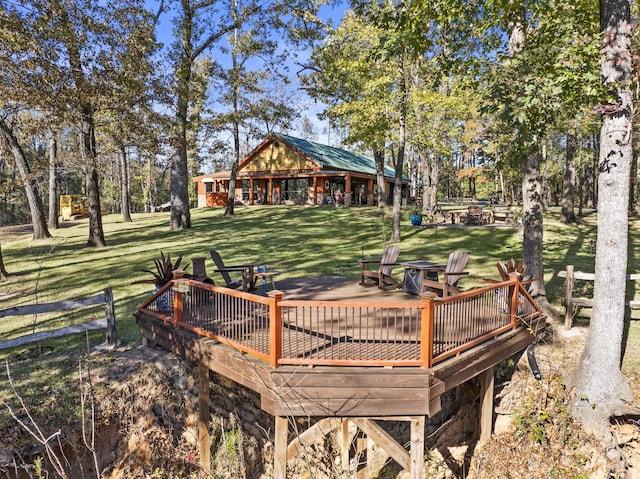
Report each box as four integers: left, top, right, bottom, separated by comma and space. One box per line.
399, 261, 446, 295
254, 270, 280, 293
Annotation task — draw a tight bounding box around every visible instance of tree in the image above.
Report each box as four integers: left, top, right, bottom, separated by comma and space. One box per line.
572, 0, 635, 448
166, 0, 323, 228
0, 240, 8, 281
213, 0, 292, 216
559, 129, 577, 223
304, 11, 410, 229
47, 132, 59, 229
0, 116, 51, 240
0, 0, 156, 245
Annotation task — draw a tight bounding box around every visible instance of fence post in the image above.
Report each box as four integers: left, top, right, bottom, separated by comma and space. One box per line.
509, 272, 520, 329
563, 265, 574, 330
172, 270, 185, 327
104, 287, 117, 346
420, 294, 436, 368
270, 291, 284, 368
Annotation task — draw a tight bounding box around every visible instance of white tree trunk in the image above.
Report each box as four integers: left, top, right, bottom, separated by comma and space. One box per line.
573, 0, 634, 444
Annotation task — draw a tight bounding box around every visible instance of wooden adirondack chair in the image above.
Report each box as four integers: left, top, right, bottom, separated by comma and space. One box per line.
421, 250, 470, 297
209, 250, 256, 291
358, 245, 401, 291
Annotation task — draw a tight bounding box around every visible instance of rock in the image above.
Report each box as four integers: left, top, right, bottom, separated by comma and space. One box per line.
493, 413, 514, 435
612, 423, 638, 445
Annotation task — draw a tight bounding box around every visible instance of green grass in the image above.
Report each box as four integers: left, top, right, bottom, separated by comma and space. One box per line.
1, 204, 639, 429
2, 205, 639, 343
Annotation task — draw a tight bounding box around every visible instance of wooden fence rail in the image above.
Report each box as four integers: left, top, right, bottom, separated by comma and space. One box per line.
558, 265, 640, 330
138, 275, 542, 369
0, 288, 117, 350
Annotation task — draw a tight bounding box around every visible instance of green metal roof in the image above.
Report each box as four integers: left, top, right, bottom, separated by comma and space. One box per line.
275, 134, 397, 179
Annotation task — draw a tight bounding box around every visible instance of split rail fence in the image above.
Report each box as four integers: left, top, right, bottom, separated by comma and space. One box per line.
0, 288, 117, 350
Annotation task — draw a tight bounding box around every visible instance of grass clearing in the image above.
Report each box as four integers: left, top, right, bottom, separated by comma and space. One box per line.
0, 205, 639, 439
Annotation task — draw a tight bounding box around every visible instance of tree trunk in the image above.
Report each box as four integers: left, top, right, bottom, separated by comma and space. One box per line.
47, 133, 59, 229
573, 0, 634, 447
374, 149, 386, 208
119, 145, 132, 223
521, 146, 558, 319
0, 241, 8, 281
0, 118, 51, 240
560, 130, 577, 223
170, 86, 192, 229
422, 154, 440, 215
170, 13, 193, 230
390, 56, 408, 244
81, 107, 106, 248
632, 124, 640, 215
144, 155, 152, 213
225, 44, 241, 217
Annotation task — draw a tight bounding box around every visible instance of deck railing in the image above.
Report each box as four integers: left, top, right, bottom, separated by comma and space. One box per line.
137, 274, 542, 369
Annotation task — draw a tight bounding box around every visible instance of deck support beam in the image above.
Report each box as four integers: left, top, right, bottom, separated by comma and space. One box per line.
274, 416, 288, 479
340, 419, 350, 473
479, 366, 495, 444
410, 416, 425, 479
198, 363, 211, 473
352, 418, 411, 471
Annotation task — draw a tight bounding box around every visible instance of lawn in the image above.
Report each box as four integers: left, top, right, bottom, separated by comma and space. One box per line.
0, 204, 639, 435
1, 205, 638, 345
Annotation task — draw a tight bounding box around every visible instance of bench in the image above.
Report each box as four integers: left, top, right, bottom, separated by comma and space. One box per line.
558, 265, 640, 330
491, 207, 517, 224
0, 288, 117, 350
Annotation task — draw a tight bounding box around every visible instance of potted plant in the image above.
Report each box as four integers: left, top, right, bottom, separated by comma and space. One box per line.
409, 207, 423, 226
133, 252, 190, 309
133, 251, 189, 288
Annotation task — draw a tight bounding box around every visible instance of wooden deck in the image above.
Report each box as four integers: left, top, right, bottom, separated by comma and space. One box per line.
135, 275, 545, 478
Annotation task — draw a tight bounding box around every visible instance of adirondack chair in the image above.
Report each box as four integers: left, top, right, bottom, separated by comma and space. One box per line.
467, 205, 484, 225
421, 250, 469, 297
358, 245, 401, 291
209, 249, 256, 291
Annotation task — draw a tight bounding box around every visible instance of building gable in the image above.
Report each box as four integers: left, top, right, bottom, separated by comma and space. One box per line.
240, 138, 321, 173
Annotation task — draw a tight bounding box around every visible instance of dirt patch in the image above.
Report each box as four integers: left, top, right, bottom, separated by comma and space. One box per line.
1, 318, 639, 478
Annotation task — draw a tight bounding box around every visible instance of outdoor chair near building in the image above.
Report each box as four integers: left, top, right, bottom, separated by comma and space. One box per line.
467, 205, 484, 225
209, 249, 256, 292
420, 250, 470, 297
358, 245, 401, 291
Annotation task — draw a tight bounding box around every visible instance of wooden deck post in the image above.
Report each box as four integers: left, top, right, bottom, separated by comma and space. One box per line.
410, 416, 425, 479
171, 270, 185, 327
508, 272, 520, 329
198, 363, 211, 472
563, 265, 574, 330
269, 292, 283, 368
420, 295, 435, 368
274, 416, 288, 479
479, 367, 495, 445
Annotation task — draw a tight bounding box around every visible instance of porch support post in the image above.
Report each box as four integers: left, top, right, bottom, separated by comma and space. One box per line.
479, 367, 495, 444
310, 176, 316, 205
249, 178, 255, 205
198, 363, 211, 472
410, 416, 425, 479
274, 415, 288, 479
344, 173, 352, 207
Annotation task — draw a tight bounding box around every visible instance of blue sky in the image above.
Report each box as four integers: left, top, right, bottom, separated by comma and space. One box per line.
147, 0, 347, 146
